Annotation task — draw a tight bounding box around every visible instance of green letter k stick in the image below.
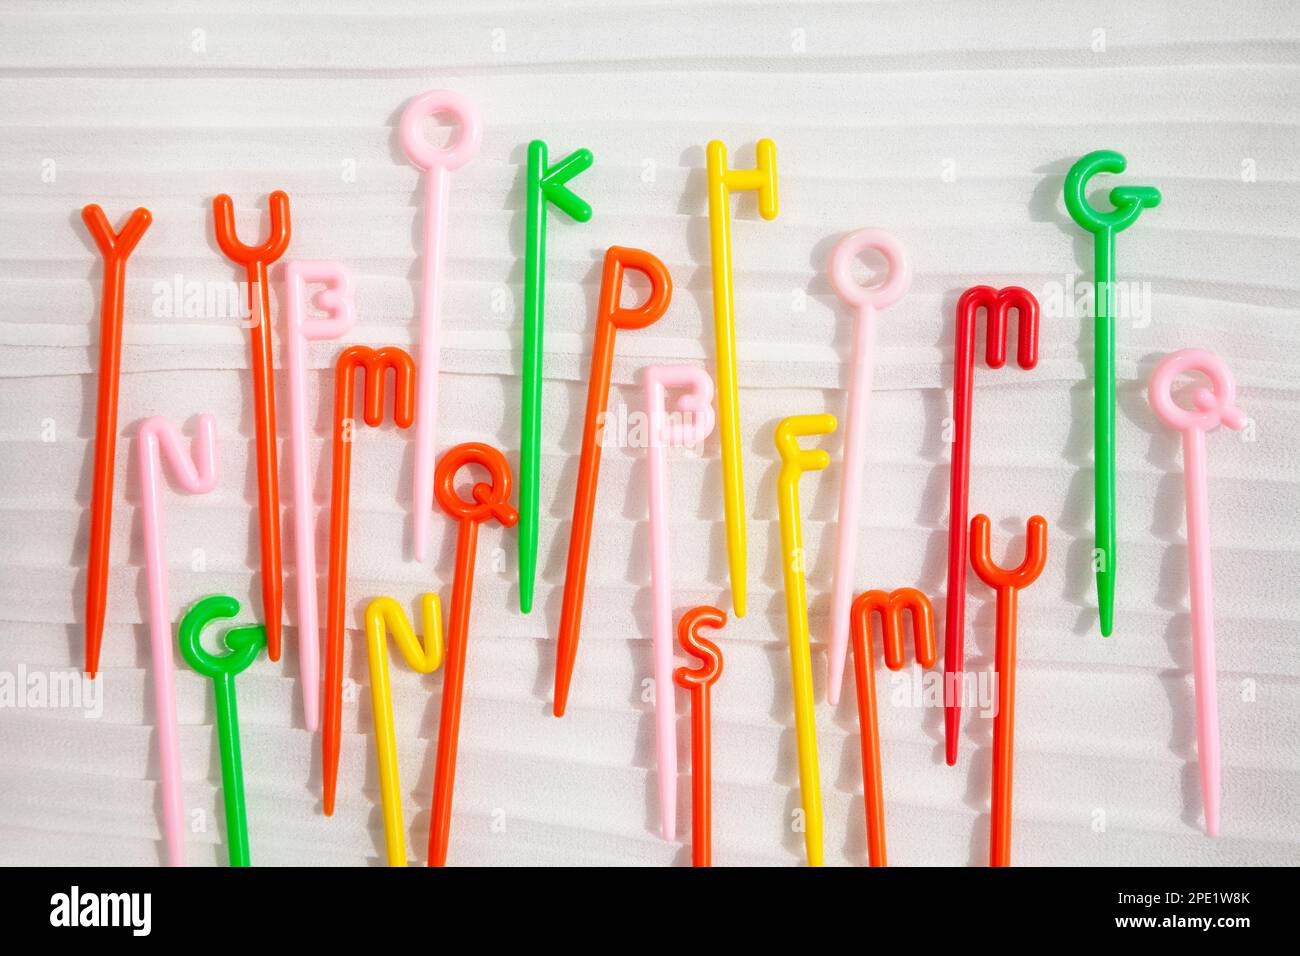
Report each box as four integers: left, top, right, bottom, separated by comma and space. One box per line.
520, 140, 593, 613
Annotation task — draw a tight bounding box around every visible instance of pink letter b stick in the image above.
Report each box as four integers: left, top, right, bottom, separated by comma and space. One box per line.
644, 365, 716, 841
284, 260, 355, 731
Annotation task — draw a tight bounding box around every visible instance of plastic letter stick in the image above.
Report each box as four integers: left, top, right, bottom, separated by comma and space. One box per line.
825, 229, 911, 705
674, 606, 725, 867
970, 514, 1048, 867
849, 588, 935, 866
399, 90, 481, 563
643, 365, 716, 840
321, 346, 416, 815
82, 204, 151, 678
363, 595, 443, 865
519, 139, 593, 613
284, 260, 356, 731
137, 414, 220, 866
774, 413, 836, 866
178, 595, 265, 868
213, 190, 291, 660
1063, 151, 1160, 636
942, 285, 1039, 765
426, 444, 517, 866
1147, 349, 1245, 836
704, 139, 777, 618
552, 246, 672, 716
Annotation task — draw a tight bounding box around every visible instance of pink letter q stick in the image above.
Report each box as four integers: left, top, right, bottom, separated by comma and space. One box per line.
1147, 348, 1246, 837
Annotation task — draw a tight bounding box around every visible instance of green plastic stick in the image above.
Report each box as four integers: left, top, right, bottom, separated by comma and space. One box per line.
1064, 150, 1160, 636
519, 139, 593, 614
178, 594, 265, 866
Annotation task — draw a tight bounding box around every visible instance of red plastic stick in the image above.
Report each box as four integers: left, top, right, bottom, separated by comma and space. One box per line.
944, 286, 1038, 766
969, 514, 1047, 867
213, 191, 291, 662
427, 444, 517, 866
849, 587, 935, 867
82, 204, 151, 678
552, 246, 672, 716
673, 605, 725, 867
321, 345, 416, 815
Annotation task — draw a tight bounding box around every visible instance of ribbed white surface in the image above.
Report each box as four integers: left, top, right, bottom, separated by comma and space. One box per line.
0, 0, 1297, 866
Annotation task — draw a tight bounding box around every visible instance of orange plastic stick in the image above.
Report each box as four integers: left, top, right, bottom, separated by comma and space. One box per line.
82, 204, 151, 677
674, 605, 725, 867
970, 514, 1047, 867
426, 443, 518, 866
552, 246, 672, 716
849, 588, 935, 866
213, 191, 291, 661
321, 345, 416, 815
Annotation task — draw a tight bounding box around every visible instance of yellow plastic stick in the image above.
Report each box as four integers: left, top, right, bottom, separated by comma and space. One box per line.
364, 594, 443, 867
774, 413, 835, 867
706, 138, 778, 618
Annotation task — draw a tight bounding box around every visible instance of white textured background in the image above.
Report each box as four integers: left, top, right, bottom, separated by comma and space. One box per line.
0, 0, 1297, 867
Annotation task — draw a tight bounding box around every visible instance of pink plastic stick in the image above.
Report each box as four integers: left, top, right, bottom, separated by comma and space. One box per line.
825, 229, 912, 705
1147, 348, 1246, 837
137, 415, 219, 866
643, 365, 716, 842
399, 89, 481, 562
284, 261, 355, 732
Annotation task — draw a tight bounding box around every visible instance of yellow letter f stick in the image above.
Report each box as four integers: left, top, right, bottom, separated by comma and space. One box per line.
706, 138, 777, 618
774, 412, 836, 866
